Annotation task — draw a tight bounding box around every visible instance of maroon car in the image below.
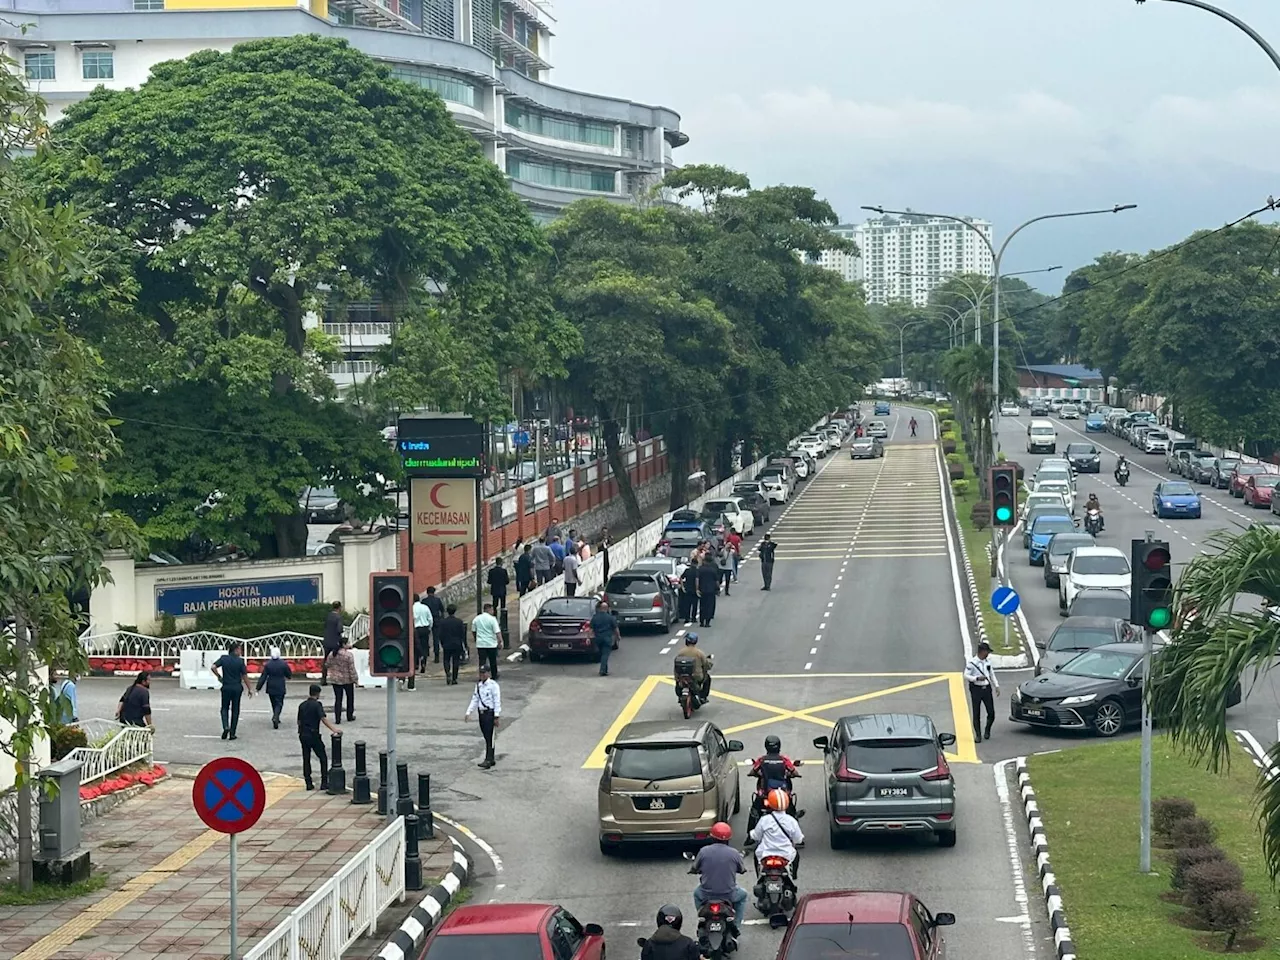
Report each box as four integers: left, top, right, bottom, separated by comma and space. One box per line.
1229, 462, 1271, 498
417, 903, 605, 960
527, 596, 601, 662
775, 891, 955, 960
1243, 474, 1280, 508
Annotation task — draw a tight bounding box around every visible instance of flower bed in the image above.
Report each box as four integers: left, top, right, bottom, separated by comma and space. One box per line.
79, 765, 167, 802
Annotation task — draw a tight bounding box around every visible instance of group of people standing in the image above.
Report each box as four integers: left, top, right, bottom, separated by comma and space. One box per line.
511, 520, 610, 599
668, 532, 777, 627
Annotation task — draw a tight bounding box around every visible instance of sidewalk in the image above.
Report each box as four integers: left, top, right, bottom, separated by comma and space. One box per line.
3, 771, 455, 960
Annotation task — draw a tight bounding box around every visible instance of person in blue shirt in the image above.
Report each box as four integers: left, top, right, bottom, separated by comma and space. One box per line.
52, 675, 78, 724
548, 535, 566, 573
589, 600, 620, 676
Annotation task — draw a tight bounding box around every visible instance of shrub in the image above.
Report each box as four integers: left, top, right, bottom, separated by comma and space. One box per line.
1171, 816, 1217, 850
941, 430, 957, 442
940, 419, 955, 433
1153, 796, 1197, 838
937, 407, 953, 420
1182, 859, 1244, 912
951, 479, 971, 499
1200, 888, 1259, 950
159, 612, 177, 638
970, 501, 991, 530
1171, 846, 1228, 890
196, 603, 357, 639
50, 724, 88, 761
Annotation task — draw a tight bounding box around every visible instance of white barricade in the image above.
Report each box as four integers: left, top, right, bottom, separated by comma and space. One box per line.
178, 649, 220, 690
353, 648, 386, 689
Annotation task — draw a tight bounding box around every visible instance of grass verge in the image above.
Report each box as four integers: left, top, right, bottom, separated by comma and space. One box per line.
1028, 737, 1279, 959
0, 872, 107, 905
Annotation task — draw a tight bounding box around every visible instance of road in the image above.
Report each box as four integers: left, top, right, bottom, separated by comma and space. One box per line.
995, 412, 1280, 755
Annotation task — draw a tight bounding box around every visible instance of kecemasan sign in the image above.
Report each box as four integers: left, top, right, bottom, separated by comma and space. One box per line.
410, 478, 476, 546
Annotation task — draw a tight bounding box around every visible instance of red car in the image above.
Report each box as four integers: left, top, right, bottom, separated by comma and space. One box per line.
416, 903, 605, 960
1242, 475, 1280, 508
774, 891, 954, 960
1229, 463, 1271, 497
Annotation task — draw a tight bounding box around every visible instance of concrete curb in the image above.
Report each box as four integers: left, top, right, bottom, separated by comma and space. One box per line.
1015, 757, 1077, 960
377, 839, 472, 960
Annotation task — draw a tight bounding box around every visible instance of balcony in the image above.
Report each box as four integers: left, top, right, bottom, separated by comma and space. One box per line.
328, 0, 418, 33
497, 0, 555, 30
492, 29, 550, 74
321, 322, 394, 352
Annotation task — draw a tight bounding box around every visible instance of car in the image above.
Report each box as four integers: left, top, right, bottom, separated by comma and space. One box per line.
1059, 403, 1080, 420
758, 472, 789, 504
849, 436, 885, 459
1184, 451, 1217, 482
1034, 458, 1073, 480
299, 486, 349, 524
1243, 474, 1280, 509
1142, 429, 1171, 454
1064, 442, 1101, 474
1042, 532, 1096, 589
701, 497, 754, 536
874, 401, 891, 416
768, 457, 804, 485
1026, 419, 1058, 454
1067, 586, 1132, 620
823, 429, 844, 451
414, 903, 605, 960
527, 597, 609, 661
1021, 490, 1071, 523
660, 523, 715, 560
1029, 401, 1050, 417
1230, 463, 1273, 498
1210, 457, 1241, 489
812, 713, 957, 849
629, 555, 683, 589
1084, 413, 1106, 432
1000, 403, 1020, 416
731, 483, 771, 524
603, 569, 679, 630
1034, 616, 1139, 675
305, 534, 338, 557
1153, 480, 1202, 519
1034, 466, 1076, 494
775, 891, 954, 960
866, 420, 890, 439
1032, 480, 1075, 514
1022, 502, 1074, 547
797, 436, 827, 460
1059, 545, 1130, 612
1165, 439, 1197, 472
597, 719, 743, 853
1027, 514, 1079, 565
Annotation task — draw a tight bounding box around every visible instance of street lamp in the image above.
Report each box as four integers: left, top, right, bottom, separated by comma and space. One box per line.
880, 317, 928, 384
895, 266, 1063, 343
1136, 0, 1280, 75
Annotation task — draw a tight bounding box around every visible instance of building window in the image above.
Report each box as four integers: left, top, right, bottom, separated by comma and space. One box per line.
622, 126, 644, 157
82, 51, 114, 81
506, 156, 616, 193
505, 102, 616, 147
386, 65, 478, 108
134, 0, 165, 9
24, 52, 55, 81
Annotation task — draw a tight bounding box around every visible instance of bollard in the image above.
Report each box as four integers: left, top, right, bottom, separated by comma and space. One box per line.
395, 761, 415, 818
376, 750, 389, 816
404, 814, 424, 890
326, 733, 347, 795
417, 772, 435, 840
500, 607, 511, 649
351, 741, 372, 805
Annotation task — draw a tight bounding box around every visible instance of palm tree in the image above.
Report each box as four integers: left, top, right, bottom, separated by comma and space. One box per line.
1149, 524, 1280, 880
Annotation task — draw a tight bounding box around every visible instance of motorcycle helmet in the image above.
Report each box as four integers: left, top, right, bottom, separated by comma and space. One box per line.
656, 904, 684, 930
685, 632, 699, 645
763, 735, 782, 755
766, 788, 790, 811
710, 821, 733, 842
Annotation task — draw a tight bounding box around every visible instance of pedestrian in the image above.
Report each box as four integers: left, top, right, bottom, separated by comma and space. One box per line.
255, 647, 293, 729
52, 673, 78, 724
321, 600, 343, 684
565, 528, 578, 557
548, 535, 566, 574
212, 641, 252, 741
725, 529, 743, 582
116, 671, 152, 728
717, 542, 735, 596
964, 641, 1000, 742
297, 683, 341, 791
679, 557, 699, 624
439, 604, 466, 684
545, 515, 563, 544
531, 537, 554, 585
472, 602, 502, 679
327, 636, 358, 722
590, 599, 621, 676
696, 554, 720, 627
514, 543, 534, 596
563, 545, 581, 597
578, 537, 591, 562
599, 526, 612, 581
487, 557, 510, 611
759, 534, 777, 591
424, 586, 446, 663
464, 663, 501, 769
413, 591, 434, 674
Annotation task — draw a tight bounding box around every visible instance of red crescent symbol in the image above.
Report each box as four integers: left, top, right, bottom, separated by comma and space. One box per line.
429, 483, 448, 509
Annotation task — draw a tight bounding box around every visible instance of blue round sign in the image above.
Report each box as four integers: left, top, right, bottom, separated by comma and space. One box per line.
192, 757, 266, 834
513, 431, 530, 448
991, 585, 1020, 617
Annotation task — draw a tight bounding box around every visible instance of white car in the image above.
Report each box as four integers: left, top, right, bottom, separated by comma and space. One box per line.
1059, 545, 1131, 612
866, 420, 889, 438
799, 436, 827, 459
1021, 490, 1072, 522
759, 473, 789, 504
703, 497, 755, 536
1036, 458, 1073, 479
1143, 430, 1171, 454
1034, 466, 1077, 495
1000, 404, 1021, 417
1034, 479, 1076, 514
1059, 404, 1080, 420
823, 431, 843, 451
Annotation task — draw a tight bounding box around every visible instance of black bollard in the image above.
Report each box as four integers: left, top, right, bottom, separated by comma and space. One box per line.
500, 608, 511, 649
404, 814, 424, 890
417, 772, 435, 840
376, 750, 389, 816
351, 741, 372, 805
396, 761, 415, 818
326, 734, 348, 795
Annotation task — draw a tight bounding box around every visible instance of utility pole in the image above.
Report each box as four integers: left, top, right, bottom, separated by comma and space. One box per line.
1139, 529, 1156, 874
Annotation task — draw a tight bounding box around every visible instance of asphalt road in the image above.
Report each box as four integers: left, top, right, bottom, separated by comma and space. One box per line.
995, 413, 1280, 755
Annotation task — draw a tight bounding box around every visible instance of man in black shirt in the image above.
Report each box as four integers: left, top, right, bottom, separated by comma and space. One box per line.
321, 600, 343, 684
696, 555, 721, 628
487, 557, 510, 612
212, 642, 253, 740
424, 586, 446, 663
297, 683, 341, 791
438, 605, 467, 685
758, 534, 777, 591
117, 672, 152, 728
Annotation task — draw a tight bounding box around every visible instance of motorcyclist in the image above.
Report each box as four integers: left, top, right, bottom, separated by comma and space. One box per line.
640, 905, 702, 960
749, 788, 805, 880
748, 736, 803, 816
909, 416, 918, 437
1086, 492, 1104, 530
692, 822, 748, 928
673, 633, 712, 703
1114, 455, 1130, 482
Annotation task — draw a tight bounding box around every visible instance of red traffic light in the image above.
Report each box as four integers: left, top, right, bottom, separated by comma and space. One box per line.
1144, 548, 1170, 571
377, 585, 405, 609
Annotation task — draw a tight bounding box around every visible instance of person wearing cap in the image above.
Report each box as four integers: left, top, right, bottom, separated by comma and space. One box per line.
963, 641, 1000, 741
256, 647, 293, 730
465, 663, 502, 768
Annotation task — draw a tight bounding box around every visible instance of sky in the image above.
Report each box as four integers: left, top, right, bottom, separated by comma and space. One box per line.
547, 0, 1280, 291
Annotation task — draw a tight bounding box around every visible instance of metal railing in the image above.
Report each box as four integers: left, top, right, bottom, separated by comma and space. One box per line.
67, 719, 155, 785
81, 617, 369, 661
245, 816, 406, 960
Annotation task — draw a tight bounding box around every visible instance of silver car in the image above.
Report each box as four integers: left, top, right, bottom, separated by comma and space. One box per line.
604, 569, 678, 631
814, 713, 957, 849
866, 420, 889, 438
849, 437, 884, 459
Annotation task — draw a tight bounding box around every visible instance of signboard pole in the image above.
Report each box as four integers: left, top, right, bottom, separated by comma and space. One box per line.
1002, 529, 1011, 653
406, 480, 414, 574
475, 477, 484, 618
229, 833, 239, 959
386, 679, 397, 825
191, 758, 264, 960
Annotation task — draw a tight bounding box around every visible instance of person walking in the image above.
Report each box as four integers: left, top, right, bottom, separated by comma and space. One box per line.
696, 554, 721, 628
328, 636, 358, 724
424, 586, 446, 663
472, 602, 502, 679
52, 673, 78, 724
565, 529, 579, 558
297, 683, 341, 791
487, 557, 510, 612
321, 600, 343, 684
909, 416, 918, 437
548, 535, 566, 574
116, 672, 152, 728
531, 537, 554, 586
599, 527, 613, 582
679, 558, 699, 624
256, 647, 293, 729
590, 599, 621, 676
439, 604, 466, 684
413, 592, 434, 674
758, 534, 777, 591
964, 641, 1000, 741
717, 542, 735, 597
545, 515, 563, 544
212, 641, 252, 741
563, 545, 581, 597
514, 544, 534, 596
725, 529, 743, 582
465, 663, 502, 769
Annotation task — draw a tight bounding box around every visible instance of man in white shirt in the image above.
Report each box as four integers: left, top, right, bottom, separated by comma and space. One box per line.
465, 663, 502, 768
562, 548, 581, 597
749, 788, 804, 882
472, 603, 502, 680
412, 593, 434, 674
964, 641, 1000, 741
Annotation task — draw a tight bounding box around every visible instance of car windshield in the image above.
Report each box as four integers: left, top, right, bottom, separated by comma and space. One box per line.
1031, 427, 1055, 436
1034, 518, 1076, 536
1037, 471, 1071, 484
1254, 477, 1280, 489
606, 575, 658, 595
844, 738, 938, 774
852, 438, 873, 446
610, 745, 700, 781
537, 599, 598, 618
1066, 444, 1096, 455
733, 486, 759, 497
705, 501, 736, 513
1060, 649, 1139, 680
1048, 536, 1093, 557
1161, 483, 1194, 496
631, 559, 675, 573
1237, 464, 1265, 476
1048, 626, 1119, 652
1219, 460, 1241, 471
425, 934, 543, 960
1146, 431, 1168, 440
1073, 555, 1129, 575
665, 531, 704, 546
781, 923, 914, 960
1071, 595, 1131, 618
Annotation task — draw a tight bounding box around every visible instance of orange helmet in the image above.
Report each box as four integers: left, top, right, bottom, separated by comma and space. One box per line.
710, 821, 733, 842
766, 788, 790, 811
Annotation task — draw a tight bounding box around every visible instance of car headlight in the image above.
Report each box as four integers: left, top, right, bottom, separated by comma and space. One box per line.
1163, 501, 1173, 507
1011, 688, 1021, 702
1059, 694, 1096, 706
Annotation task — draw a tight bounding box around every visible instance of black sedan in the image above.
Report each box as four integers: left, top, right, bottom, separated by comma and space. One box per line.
1065, 442, 1101, 474
1066, 587, 1131, 620
527, 597, 605, 662
731, 483, 771, 524
1188, 455, 1220, 484
1210, 458, 1241, 489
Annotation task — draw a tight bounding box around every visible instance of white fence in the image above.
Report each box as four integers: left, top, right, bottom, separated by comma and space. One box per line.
67, 719, 155, 785
245, 816, 406, 960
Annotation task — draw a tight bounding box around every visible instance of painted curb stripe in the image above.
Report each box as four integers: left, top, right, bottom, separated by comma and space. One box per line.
1015, 757, 1076, 960
377, 840, 473, 960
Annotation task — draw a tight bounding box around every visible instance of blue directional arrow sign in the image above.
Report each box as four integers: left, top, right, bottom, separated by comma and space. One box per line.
991, 585, 1020, 617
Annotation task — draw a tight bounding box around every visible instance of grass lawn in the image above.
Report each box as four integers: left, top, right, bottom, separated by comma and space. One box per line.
0, 872, 106, 905
1028, 737, 1280, 958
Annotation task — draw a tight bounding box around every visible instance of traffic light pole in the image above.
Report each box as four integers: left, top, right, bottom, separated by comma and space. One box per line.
386, 680, 397, 825
1139, 529, 1155, 873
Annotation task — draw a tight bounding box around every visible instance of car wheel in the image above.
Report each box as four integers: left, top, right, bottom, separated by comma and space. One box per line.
599, 838, 616, 857
1092, 699, 1125, 737
529, 648, 543, 663
733, 784, 741, 815
937, 830, 957, 848
829, 824, 847, 851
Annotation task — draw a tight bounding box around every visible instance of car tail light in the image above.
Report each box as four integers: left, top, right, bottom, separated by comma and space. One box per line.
580, 621, 592, 634
835, 755, 866, 782
529, 619, 541, 633
762, 856, 788, 870
922, 753, 951, 781
652, 595, 664, 609
693, 830, 709, 840
660, 538, 670, 547
936, 812, 953, 821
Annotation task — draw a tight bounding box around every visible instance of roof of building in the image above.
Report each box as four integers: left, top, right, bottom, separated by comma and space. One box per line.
1018, 364, 1104, 381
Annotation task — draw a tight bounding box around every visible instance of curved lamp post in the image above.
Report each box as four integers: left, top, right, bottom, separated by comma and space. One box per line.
1136, 0, 1280, 74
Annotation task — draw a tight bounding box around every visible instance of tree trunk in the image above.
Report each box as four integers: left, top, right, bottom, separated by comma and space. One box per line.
600, 409, 643, 532
14, 610, 32, 892
267, 512, 308, 559
714, 437, 734, 484
668, 426, 690, 510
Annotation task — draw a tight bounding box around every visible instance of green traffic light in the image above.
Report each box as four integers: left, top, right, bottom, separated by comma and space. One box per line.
378, 644, 404, 666
994, 505, 1013, 523
1148, 608, 1171, 629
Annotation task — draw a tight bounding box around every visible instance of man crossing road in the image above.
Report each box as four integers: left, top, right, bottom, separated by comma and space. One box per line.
909, 416, 918, 437
758, 534, 777, 591
964, 641, 1000, 741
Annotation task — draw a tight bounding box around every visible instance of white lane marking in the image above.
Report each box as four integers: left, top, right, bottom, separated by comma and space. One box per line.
993, 758, 1040, 958
804, 662, 813, 671
810, 648, 818, 655
814, 634, 823, 642
826, 601, 834, 608
996, 916, 1032, 924
1235, 728, 1280, 781
434, 812, 504, 874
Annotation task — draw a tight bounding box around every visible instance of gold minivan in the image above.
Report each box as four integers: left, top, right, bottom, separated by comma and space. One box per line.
598, 719, 744, 855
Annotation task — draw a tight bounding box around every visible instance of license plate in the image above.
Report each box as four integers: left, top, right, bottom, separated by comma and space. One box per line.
621, 616, 640, 622
549, 643, 571, 650
765, 881, 783, 892
1023, 707, 1044, 718
876, 787, 910, 799
707, 921, 725, 932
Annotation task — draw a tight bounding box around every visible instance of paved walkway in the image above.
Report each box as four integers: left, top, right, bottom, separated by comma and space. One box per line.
3, 773, 454, 960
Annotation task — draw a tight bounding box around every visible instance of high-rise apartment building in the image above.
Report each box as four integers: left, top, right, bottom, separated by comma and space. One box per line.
810, 224, 862, 283
855, 214, 994, 306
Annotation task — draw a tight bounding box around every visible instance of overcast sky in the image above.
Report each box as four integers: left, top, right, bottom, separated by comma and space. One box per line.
548, 0, 1280, 291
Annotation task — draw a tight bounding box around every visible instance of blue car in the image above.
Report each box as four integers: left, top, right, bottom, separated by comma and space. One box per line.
874, 401, 891, 416
1027, 515, 1079, 566
1085, 414, 1106, 432
1153, 481, 1202, 519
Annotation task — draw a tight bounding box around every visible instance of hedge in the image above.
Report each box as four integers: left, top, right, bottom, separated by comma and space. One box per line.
196, 603, 356, 639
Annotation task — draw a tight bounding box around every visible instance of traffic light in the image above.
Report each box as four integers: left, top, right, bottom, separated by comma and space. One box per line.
990, 465, 1018, 527
369, 572, 412, 677
1130, 540, 1173, 630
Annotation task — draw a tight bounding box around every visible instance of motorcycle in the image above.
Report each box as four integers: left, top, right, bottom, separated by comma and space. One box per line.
674, 655, 712, 720
1115, 465, 1130, 487
1085, 508, 1102, 537
753, 848, 802, 928
745, 762, 803, 833
683, 852, 739, 957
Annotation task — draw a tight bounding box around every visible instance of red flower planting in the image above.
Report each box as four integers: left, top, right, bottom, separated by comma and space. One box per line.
79, 765, 168, 802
